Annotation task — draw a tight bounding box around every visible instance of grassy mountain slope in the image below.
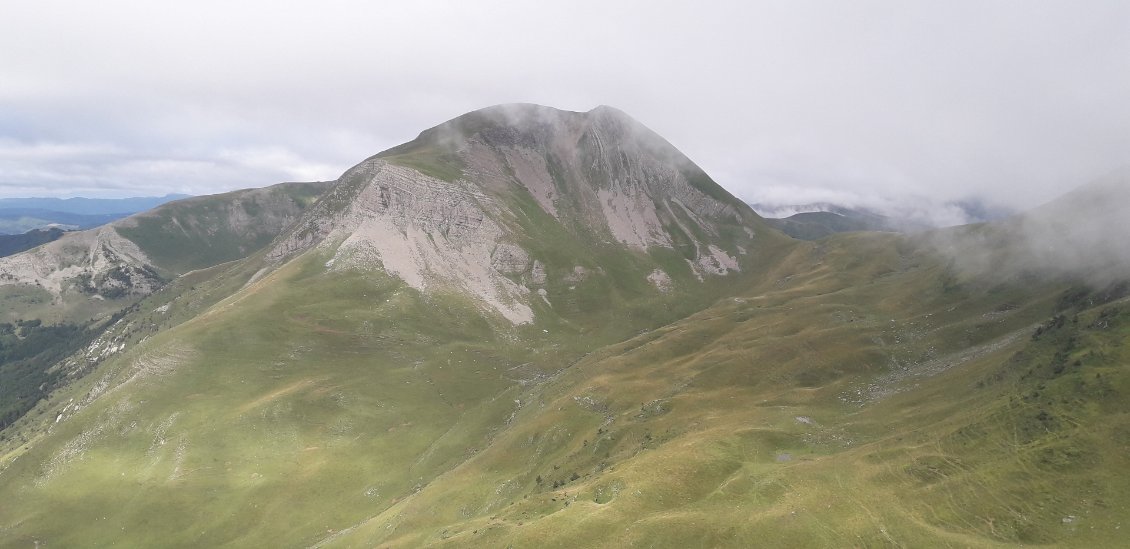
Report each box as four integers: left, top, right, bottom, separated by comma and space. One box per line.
116, 182, 330, 276
6, 221, 1124, 548
317, 232, 1124, 547
0, 231, 791, 547
766, 209, 896, 240
0, 182, 331, 446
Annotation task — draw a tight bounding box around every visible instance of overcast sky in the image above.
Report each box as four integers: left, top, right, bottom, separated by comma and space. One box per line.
1, 1, 1127, 221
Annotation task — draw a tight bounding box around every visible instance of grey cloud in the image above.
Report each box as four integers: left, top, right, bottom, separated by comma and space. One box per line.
926, 169, 1130, 287
0, 1, 1127, 208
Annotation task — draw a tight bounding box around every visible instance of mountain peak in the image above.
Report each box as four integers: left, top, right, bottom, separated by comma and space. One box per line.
266, 104, 772, 325
376, 103, 747, 211
379, 104, 676, 164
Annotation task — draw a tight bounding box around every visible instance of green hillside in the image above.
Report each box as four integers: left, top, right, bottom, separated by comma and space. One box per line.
117, 182, 330, 276
766, 209, 895, 240
322, 234, 1129, 547
0, 181, 333, 446
4, 222, 1125, 547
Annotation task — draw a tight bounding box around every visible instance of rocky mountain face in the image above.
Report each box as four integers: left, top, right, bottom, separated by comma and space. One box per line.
0, 223, 159, 298
263, 104, 773, 324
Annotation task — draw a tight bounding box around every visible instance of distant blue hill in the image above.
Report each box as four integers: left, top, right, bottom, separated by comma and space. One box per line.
0, 194, 190, 235
0, 194, 189, 216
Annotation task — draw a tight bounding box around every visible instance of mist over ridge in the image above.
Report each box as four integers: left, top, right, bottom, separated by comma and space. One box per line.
924, 168, 1130, 286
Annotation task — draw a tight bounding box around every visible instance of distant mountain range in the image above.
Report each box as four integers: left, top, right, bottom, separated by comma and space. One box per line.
0, 209, 127, 235
0, 194, 191, 216
750, 200, 1015, 240
0, 194, 189, 235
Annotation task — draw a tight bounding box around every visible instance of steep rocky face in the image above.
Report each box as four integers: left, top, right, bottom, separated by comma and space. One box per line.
405, 104, 758, 252
0, 225, 159, 298
267, 160, 534, 323
268, 104, 774, 324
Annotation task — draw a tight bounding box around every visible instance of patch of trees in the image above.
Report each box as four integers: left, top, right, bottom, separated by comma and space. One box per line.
0, 227, 66, 258
74, 264, 164, 299
0, 320, 97, 430
1055, 280, 1130, 312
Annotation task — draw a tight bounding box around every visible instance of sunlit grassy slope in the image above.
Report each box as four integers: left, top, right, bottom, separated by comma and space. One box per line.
0, 181, 333, 450
117, 181, 330, 276
322, 234, 1130, 548
1, 219, 1126, 547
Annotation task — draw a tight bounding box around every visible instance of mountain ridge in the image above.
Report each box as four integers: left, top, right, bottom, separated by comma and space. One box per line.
0, 182, 328, 325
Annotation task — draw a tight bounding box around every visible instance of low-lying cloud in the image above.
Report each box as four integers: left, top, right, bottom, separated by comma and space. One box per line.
927, 169, 1130, 287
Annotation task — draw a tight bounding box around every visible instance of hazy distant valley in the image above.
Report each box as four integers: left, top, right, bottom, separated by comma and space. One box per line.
0, 105, 1127, 548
